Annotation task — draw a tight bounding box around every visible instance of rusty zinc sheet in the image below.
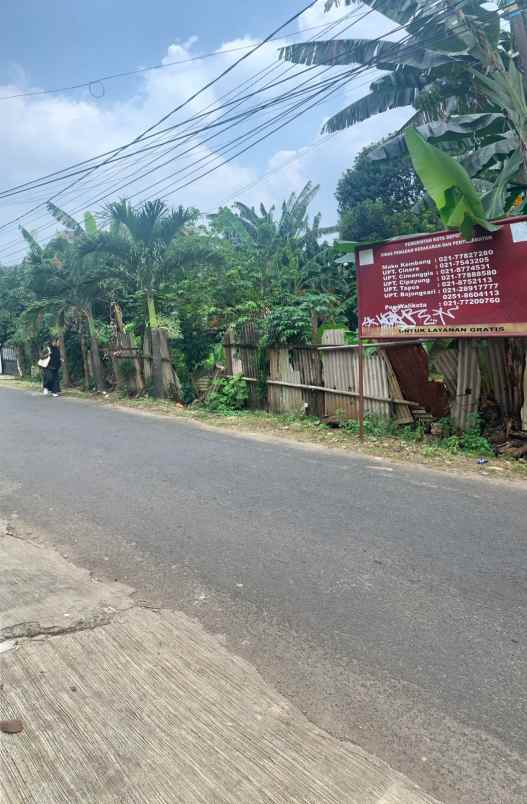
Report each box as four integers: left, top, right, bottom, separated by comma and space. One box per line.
290, 347, 324, 417
228, 347, 243, 375
452, 339, 481, 431
386, 344, 449, 418
432, 349, 458, 401
378, 349, 413, 425
320, 348, 390, 419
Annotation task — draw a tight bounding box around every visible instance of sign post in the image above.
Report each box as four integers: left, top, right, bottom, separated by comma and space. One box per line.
358, 336, 365, 441
350, 217, 527, 340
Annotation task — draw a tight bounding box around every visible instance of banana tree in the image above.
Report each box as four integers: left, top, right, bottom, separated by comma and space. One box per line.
371, 56, 527, 219
43, 204, 107, 391
19, 226, 76, 385
280, 0, 500, 132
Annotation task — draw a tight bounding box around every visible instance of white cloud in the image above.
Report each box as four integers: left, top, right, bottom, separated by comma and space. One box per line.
298, 0, 396, 40
0, 22, 410, 262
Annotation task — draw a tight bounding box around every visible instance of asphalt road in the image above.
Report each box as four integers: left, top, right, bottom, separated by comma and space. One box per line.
1, 385, 526, 803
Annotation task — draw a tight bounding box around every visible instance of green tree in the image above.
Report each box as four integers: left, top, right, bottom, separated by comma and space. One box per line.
335, 140, 440, 242
336, 142, 424, 212
86, 198, 197, 398
43, 204, 110, 390
210, 182, 342, 305
280, 0, 500, 132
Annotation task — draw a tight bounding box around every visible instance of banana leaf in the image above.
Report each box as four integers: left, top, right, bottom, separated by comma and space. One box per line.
405, 128, 499, 239
322, 69, 430, 132
480, 150, 524, 218
83, 212, 98, 237
324, 0, 436, 27
46, 202, 83, 236
460, 132, 518, 177
279, 38, 451, 71
369, 113, 506, 160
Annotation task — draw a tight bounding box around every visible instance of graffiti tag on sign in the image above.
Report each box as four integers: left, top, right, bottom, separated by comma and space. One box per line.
356, 219, 527, 338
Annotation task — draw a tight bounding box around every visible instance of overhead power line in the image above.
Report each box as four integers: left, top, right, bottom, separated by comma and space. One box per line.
0, 0, 471, 261
0, 6, 362, 253
0, 0, 318, 239
0, 17, 355, 103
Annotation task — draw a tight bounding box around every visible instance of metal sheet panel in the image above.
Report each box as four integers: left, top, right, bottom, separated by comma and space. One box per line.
386, 344, 449, 418
452, 339, 481, 431
432, 350, 458, 400
321, 348, 390, 419
267, 348, 321, 415
378, 349, 413, 425
321, 329, 345, 345
0, 346, 20, 376
290, 348, 324, 417
487, 339, 513, 418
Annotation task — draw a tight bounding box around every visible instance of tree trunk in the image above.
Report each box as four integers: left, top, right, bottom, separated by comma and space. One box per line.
20, 342, 33, 376
511, 11, 527, 80
145, 291, 163, 398
80, 331, 91, 390
150, 327, 164, 398
84, 307, 105, 392
111, 303, 144, 396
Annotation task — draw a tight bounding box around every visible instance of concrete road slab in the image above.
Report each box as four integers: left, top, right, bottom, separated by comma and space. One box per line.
0, 531, 439, 804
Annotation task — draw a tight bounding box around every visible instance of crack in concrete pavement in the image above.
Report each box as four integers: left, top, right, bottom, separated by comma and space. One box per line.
0, 605, 136, 645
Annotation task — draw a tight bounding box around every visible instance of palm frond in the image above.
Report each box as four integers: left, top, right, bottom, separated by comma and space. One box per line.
156, 205, 196, 245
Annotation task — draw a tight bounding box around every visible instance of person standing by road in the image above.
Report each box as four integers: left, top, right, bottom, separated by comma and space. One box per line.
47, 338, 62, 397
38, 345, 51, 395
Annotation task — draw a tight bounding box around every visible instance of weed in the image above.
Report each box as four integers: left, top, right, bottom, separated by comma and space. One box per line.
400, 424, 425, 442
342, 415, 399, 437
441, 434, 462, 454
204, 374, 248, 413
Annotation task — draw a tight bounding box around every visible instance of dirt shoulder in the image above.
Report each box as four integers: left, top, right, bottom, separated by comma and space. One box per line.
4, 377, 527, 484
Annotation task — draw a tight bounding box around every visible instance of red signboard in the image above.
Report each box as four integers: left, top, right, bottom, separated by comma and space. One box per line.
356, 217, 527, 339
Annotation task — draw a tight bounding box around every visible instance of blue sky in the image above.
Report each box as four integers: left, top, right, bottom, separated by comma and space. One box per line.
0, 0, 411, 261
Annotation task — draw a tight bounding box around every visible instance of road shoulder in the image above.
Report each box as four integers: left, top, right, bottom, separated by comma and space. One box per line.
2, 378, 527, 486
0, 521, 440, 803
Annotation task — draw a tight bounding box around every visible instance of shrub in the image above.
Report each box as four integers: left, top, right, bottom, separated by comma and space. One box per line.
204, 374, 248, 413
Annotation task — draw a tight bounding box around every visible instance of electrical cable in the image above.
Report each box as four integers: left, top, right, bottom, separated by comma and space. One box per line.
0, 16, 362, 102
0, 19, 361, 200
0, 1, 472, 260
0, 7, 363, 250
0, 8, 363, 201
0, 0, 319, 238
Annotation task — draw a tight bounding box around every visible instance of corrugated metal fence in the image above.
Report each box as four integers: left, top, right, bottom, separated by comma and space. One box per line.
224, 334, 415, 423
0, 346, 20, 376
223, 332, 526, 430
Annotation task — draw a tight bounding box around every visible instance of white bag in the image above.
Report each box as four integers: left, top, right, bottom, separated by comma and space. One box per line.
38, 356, 50, 369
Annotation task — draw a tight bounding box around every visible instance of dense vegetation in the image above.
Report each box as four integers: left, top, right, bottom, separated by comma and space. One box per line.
3, 0, 527, 402
0, 183, 358, 398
